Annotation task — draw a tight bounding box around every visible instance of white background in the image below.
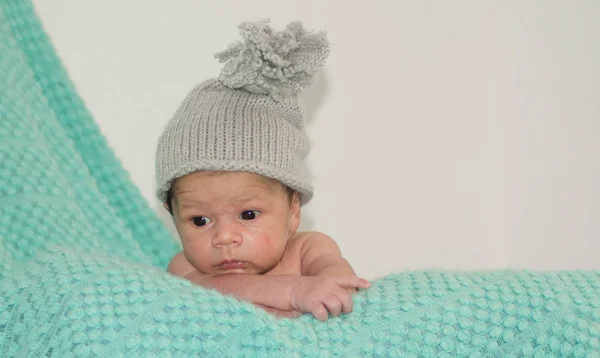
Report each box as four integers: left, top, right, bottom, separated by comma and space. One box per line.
33, 1, 600, 279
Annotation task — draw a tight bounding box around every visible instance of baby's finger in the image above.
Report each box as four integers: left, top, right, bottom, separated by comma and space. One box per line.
331, 285, 354, 314
334, 276, 371, 289
310, 301, 329, 322
322, 293, 343, 317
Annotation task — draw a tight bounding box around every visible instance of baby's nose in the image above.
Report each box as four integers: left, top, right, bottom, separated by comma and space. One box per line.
212, 224, 243, 247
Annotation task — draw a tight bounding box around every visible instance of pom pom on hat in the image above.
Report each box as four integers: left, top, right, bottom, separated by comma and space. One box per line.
214, 19, 329, 101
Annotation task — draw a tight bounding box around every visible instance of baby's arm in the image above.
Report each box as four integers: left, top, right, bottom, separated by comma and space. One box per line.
187, 271, 305, 311
168, 252, 300, 311
293, 233, 370, 319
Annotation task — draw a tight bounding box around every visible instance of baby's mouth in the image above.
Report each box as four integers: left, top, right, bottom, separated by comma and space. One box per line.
216, 260, 248, 270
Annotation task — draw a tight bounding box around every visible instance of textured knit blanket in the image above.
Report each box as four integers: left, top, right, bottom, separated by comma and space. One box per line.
1, 1, 600, 357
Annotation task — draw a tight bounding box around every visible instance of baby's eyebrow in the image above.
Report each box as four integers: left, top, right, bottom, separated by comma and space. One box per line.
232, 194, 263, 203
174, 194, 209, 207
177, 194, 264, 208
177, 201, 206, 210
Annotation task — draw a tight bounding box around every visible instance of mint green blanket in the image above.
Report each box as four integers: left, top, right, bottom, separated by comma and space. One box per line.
1, 1, 600, 356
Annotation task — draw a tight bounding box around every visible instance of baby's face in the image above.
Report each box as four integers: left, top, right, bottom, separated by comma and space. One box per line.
170, 171, 300, 275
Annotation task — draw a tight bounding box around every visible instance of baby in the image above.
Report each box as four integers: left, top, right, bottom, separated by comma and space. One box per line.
156, 20, 369, 321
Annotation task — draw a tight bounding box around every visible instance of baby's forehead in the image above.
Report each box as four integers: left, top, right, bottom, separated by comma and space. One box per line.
173, 171, 284, 199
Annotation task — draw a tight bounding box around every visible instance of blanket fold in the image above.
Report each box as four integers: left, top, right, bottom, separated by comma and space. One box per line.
1, 1, 599, 356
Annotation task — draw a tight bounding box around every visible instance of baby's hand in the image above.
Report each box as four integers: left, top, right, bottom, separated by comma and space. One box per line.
290, 276, 370, 321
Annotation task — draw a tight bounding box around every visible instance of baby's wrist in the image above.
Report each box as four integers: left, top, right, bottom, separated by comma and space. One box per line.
287, 275, 305, 310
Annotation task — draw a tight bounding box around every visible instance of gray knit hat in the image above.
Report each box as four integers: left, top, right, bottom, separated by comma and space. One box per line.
155, 20, 329, 205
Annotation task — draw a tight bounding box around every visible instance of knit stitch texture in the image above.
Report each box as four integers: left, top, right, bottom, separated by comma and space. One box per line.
1, 1, 600, 357
155, 78, 314, 205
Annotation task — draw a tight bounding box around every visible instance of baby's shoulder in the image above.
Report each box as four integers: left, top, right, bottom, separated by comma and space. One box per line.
280, 232, 312, 263
285, 231, 345, 276
267, 232, 330, 276
287, 231, 332, 251
286, 231, 339, 264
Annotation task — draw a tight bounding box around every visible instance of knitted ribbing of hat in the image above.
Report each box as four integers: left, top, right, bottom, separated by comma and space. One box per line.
2, 1, 600, 357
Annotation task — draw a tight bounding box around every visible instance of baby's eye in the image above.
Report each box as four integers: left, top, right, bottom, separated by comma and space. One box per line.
192, 216, 211, 227
240, 210, 260, 221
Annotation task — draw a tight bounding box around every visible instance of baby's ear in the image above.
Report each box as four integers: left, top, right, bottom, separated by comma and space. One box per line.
289, 192, 301, 233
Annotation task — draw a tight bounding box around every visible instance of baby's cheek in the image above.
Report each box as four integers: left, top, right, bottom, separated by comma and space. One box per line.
182, 237, 212, 267
252, 234, 285, 255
